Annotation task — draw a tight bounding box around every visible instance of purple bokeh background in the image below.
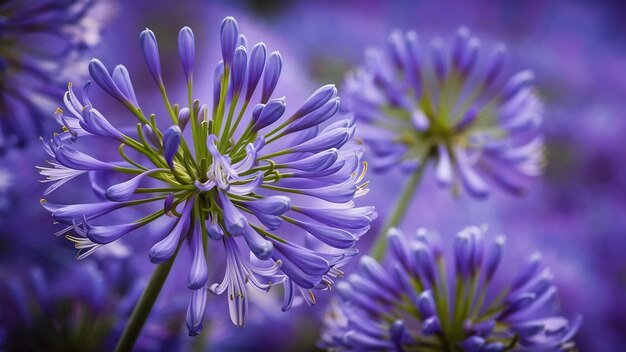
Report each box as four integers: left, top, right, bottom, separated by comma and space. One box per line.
1, 0, 624, 350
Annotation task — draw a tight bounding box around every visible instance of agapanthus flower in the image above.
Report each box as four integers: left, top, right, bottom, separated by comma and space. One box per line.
0, 262, 181, 352
39, 17, 373, 333
319, 226, 581, 351
344, 27, 544, 198
0, 0, 111, 151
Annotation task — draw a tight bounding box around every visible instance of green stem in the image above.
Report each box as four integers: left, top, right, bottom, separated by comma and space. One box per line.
213, 67, 230, 135
451, 275, 467, 343
227, 100, 250, 141
436, 258, 452, 342
114, 244, 181, 352
219, 93, 240, 151
159, 84, 178, 125
370, 161, 428, 260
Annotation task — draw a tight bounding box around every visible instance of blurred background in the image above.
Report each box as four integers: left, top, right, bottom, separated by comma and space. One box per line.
1, 0, 625, 350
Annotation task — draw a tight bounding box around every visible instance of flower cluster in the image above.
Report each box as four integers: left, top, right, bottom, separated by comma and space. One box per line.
344, 27, 544, 198
39, 17, 374, 333
0, 0, 111, 151
1, 265, 114, 351
319, 226, 581, 351
0, 262, 180, 351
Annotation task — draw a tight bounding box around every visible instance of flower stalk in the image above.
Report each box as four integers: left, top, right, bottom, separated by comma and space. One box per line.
115, 242, 182, 352
370, 160, 427, 260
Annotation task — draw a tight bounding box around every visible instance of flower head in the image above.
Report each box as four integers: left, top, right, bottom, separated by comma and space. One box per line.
319, 226, 581, 351
344, 28, 544, 198
39, 17, 374, 332
0, 0, 111, 151
0, 261, 180, 351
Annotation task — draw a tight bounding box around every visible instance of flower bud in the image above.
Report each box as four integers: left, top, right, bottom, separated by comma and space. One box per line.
140, 29, 163, 85
220, 17, 238, 68
178, 26, 195, 83
261, 51, 282, 103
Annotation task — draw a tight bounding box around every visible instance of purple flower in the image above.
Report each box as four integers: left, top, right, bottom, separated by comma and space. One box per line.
319, 226, 581, 351
0, 260, 181, 351
39, 17, 374, 333
0, 0, 111, 152
140, 29, 163, 85
1, 264, 112, 350
344, 27, 545, 198
178, 26, 195, 84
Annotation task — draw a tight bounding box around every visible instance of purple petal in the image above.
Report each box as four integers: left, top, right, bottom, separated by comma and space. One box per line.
231, 46, 247, 96
283, 97, 340, 135
111, 65, 139, 107
149, 199, 194, 263
88, 59, 131, 106
140, 29, 163, 85
242, 224, 273, 260
252, 97, 285, 132
186, 287, 207, 336
220, 17, 238, 68
188, 220, 208, 289
80, 108, 124, 141
218, 191, 247, 236
246, 42, 267, 100
178, 107, 191, 131
178, 26, 195, 83
280, 148, 339, 171
435, 143, 453, 187
291, 84, 338, 120
502, 70, 534, 102
261, 51, 282, 103
163, 125, 182, 169
84, 221, 139, 244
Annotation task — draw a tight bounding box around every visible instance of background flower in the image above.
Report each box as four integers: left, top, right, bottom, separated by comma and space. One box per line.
0, 258, 184, 352
236, 0, 626, 349
344, 27, 543, 198
0, 0, 114, 151
319, 226, 581, 351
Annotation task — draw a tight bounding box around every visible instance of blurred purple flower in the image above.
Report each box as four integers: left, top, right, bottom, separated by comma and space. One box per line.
228, 1, 626, 348
0, 0, 113, 151
320, 226, 580, 351
0, 259, 182, 352
38, 16, 374, 333
344, 27, 544, 198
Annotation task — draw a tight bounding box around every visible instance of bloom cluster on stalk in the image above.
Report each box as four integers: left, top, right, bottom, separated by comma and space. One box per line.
0, 263, 180, 351
344, 27, 544, 198
0, 0, 110, 151
39, 17, 374, 333
319, 226, 581, 351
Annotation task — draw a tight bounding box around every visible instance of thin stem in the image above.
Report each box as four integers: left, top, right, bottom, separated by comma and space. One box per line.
370, 161, 428, 260
451, 275, 467, 343
227, 99, 250, 141
250, 223, 287, 243
213, 68, 230, 135
159, 83, 178, 125
114, 242, 181, 352
219, 93, 240, 151
436, 258, 452, 343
